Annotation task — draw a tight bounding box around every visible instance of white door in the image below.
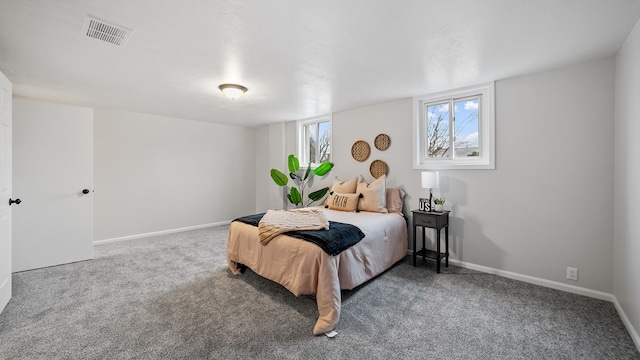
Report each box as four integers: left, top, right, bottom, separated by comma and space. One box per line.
12, 99, 93, 272
0, 71, 13, 313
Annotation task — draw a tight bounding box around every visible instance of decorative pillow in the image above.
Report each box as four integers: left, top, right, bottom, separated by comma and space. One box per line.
324, 192, 361, 212
324, 176, 358, 205
330, 176, 358, 193
356, 174, 388, 213
386, 187, 406, 215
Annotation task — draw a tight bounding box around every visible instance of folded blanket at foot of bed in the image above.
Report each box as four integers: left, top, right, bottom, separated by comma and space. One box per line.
257, 208, 329, 245
233, 211, 365, 255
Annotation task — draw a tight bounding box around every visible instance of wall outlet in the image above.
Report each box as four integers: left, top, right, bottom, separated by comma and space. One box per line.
567, 267, 578, 281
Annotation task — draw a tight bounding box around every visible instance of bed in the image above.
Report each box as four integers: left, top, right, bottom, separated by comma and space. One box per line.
226, 206, 408, 335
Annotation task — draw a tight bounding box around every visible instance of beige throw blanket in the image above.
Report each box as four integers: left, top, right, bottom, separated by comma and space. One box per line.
258, 208, 329, 245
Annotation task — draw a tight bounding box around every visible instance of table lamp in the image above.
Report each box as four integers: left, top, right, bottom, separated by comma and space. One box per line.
421, 171, 440, 212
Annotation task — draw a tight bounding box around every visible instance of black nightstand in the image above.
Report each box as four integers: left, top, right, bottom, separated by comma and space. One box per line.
412, 210, 450, 273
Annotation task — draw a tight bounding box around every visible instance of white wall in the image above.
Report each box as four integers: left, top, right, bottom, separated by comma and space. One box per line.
260, 57, 616, 293
255, 122, 288, 213
94, 109, 256, 240
615, 18, 640, 347
488, 58, 614, 292
255, 125, 270, 212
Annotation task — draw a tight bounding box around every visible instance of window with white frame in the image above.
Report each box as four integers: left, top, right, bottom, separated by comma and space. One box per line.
298, 116, 332, 166
413, 82, 495, 169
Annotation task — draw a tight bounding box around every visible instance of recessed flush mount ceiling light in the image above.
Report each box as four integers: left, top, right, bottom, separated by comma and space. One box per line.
219, 84, 248, 99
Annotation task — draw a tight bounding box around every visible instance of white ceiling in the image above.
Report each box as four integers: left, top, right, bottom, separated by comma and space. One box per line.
1, 0, 639, 127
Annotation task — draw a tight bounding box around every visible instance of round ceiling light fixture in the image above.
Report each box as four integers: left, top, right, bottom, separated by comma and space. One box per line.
219, 83, 248, 99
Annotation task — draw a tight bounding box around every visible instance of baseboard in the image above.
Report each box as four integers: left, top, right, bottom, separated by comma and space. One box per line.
93, 221, 231, 245
447, 258, 614, 301
406, 249, 615, 301
612, 295, 640, 352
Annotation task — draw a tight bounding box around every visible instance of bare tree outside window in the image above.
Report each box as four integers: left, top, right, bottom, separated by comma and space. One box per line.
425, 97, 479, 159
314, 127, 331, 162
304, 120, 331, 165
414, 83, 494, 169
309, 135, 318, 162
426, 102, 451, 158
306, 123, 317, 163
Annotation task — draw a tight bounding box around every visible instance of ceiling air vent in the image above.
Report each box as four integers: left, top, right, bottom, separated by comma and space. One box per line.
82, 15, 132, 47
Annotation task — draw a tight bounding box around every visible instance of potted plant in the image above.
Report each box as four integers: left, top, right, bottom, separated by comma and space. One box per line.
270, 154, 334, 208
433, 197, 445, 212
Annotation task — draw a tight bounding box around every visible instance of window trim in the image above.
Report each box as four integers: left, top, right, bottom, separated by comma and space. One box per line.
297, 114, 333, 167
413, 82, 495, 170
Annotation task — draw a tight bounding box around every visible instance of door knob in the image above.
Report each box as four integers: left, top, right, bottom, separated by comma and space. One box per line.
82, 189, 90, 194
9, 198, 21, 205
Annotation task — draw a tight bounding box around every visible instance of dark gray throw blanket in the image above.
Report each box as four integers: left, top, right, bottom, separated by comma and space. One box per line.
233, 213, 365, 256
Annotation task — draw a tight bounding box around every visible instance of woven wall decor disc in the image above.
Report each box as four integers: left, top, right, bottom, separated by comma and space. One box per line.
369, 159, 389, 179
374, 133, 391, 151
351, 140, 370, 162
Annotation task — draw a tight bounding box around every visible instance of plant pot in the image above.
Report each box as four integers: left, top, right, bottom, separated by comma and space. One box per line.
434, 204, 444, 212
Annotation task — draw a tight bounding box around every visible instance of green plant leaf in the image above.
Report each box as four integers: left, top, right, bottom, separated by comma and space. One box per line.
271, 154, 332, 208
288, 154, 300, 173
303, 164, 312, 181
270, 169, 288, 186
289, 187, 302, 205
308, 187, 329, 201
313, 162, 334, 176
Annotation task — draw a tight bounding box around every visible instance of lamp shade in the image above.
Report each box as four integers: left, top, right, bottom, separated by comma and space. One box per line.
219, 83, 247, 99
421, 171, 440, 189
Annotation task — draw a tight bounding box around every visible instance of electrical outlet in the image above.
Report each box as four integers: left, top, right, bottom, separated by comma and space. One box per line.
567, 267, 578, 281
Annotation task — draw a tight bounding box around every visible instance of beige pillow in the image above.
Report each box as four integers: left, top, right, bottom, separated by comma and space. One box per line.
356, 175, 388, 213
331, 176, 358, 193
324, 176, 358, 205
325, 192, 361, 212
386, 187, 406, 215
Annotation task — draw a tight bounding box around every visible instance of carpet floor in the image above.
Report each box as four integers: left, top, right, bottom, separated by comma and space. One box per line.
0, 225, 638, 359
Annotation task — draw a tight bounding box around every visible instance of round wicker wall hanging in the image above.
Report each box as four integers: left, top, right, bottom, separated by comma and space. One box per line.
369, 159, 388, 178
374, 133, 391, 151
351, 140, 370, 162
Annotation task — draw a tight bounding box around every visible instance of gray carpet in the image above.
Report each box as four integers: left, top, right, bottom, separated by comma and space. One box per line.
0, 225, 638, 360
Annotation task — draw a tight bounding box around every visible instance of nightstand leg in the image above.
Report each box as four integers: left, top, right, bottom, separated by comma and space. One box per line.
436, 229, 441, 273
445, 225, 449, 268
422, 227, 426, 263
412, 225, 417, 267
